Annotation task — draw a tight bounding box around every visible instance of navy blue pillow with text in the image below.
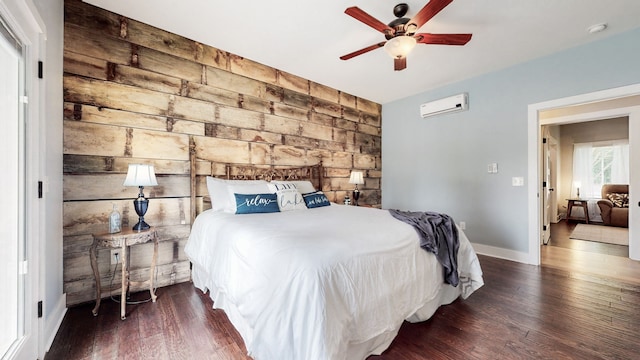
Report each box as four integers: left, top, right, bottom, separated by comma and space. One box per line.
302, 191, 331, 209
234, 193, 280, 214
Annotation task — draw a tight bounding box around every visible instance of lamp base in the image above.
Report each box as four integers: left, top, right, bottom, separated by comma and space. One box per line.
132, 193, 150, 231
132, 220, 150, 231
353, 189, 360, 206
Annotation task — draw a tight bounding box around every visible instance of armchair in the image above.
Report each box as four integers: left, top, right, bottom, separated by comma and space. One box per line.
597, 184, 629, 227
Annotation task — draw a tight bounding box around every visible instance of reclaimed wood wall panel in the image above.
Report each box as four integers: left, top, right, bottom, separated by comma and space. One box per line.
63, 0, 382, 306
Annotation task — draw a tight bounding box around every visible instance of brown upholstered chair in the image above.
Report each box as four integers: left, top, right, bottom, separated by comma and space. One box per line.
597, 184, 629, 227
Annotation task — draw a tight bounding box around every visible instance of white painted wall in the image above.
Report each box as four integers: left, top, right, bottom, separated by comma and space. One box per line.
382, 27, 640, 261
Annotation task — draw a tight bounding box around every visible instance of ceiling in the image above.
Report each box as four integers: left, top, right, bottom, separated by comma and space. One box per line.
84, 0, 640, 104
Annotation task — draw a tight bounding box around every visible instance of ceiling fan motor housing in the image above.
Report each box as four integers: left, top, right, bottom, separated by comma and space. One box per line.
386, 3, 415, 39
386, 17, 410, 39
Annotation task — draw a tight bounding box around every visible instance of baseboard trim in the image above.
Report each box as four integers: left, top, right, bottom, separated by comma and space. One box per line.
471, 242, 534, 265
42, 293, 67, 356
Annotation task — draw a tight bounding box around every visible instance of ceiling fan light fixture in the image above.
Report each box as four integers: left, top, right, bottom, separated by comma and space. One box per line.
383, 36, 417, 59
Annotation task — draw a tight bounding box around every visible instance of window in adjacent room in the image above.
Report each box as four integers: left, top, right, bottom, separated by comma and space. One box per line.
572, 140, 629, 199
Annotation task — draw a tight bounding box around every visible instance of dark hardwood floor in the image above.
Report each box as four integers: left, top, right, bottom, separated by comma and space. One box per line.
46, 254, 640, 360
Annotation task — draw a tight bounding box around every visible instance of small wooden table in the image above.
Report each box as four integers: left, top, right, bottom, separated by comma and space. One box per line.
90, 228, 158, 320
566, 198, 590, 224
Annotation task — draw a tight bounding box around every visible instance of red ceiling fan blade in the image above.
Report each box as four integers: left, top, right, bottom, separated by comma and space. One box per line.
340, 42, 386, 60
407, 0, 453, 30
394, 57, 407, 71
345, 7, 394, 34
415, 33, 472, 45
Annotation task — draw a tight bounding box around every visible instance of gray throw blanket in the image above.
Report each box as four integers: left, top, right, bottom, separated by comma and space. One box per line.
388, 209, 460, 286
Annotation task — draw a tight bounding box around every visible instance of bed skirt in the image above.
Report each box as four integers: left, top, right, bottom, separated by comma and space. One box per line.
191, 263, 469, 360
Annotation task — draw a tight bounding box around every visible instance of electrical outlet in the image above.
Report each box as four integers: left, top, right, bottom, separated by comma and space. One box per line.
110, 249, 121, 265
459, 221, 466, 230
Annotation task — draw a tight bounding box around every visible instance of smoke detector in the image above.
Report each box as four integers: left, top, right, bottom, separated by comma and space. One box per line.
587, 23, 607, 34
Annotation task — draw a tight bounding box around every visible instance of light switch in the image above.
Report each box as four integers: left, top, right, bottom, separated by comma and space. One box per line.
487, 163, 498, 174
512, 177, 524, 186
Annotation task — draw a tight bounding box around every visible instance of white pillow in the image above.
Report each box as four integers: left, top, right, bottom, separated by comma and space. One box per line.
271, 180, 317, 194
225, 183, 273, 213
206, 176, 268, 212
268, 182, 307, 211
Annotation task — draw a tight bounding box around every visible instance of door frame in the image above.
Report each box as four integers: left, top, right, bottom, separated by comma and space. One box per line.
0, 0, 44, 359
527, 84, 640, 265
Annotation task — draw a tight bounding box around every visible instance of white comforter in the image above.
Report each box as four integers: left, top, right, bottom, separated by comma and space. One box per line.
185, 204, 483, 360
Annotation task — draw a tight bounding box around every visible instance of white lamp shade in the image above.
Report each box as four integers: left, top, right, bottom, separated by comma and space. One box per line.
349, 171, 364, 185
123, 164, 158, 187
383, 36, 417, 59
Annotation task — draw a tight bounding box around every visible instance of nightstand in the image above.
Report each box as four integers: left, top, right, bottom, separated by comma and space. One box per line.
90, 227, 158, 320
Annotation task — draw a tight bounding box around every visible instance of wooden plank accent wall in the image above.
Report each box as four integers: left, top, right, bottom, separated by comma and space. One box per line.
62, 0, 382, 306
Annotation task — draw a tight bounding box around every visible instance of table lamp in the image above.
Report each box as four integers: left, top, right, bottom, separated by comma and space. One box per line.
348, 171, 364, 206
123, 164, 158, 231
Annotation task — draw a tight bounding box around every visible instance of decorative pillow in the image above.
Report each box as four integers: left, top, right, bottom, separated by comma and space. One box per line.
225, 183, 273, 213
303, 191, 331, 208
607, 193, 629, 208
206, 177, 268, 212
268, 182, 307, 211
271, 180, 316, 194
233, 193, 280, 214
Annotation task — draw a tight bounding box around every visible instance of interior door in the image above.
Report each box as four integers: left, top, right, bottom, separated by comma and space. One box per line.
542, 135, 552, 245
549, 142, 558, 223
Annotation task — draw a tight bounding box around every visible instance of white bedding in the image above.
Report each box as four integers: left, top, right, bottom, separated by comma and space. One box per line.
185, 204, 484, 360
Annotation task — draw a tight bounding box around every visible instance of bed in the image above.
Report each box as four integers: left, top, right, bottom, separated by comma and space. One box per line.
185, 161, 484, 360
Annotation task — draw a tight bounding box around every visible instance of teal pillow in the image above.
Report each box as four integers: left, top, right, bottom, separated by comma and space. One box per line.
234, 193, 280, 214
303, 191, 331, 208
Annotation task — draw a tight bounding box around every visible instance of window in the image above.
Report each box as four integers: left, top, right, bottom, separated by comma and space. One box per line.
572, 141, 629, 198
592, 146, 613, 185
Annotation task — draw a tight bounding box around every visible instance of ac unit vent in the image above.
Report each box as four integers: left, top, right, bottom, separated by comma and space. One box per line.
420, 93, 468, 118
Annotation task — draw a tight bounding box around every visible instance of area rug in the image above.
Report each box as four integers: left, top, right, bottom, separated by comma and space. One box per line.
569, 223, 629, 245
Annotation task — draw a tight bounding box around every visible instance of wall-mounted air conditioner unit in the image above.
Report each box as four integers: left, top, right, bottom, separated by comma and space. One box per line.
419, 93, 468, 118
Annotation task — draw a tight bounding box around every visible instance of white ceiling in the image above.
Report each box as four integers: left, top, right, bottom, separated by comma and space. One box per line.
84, 0, 640, 104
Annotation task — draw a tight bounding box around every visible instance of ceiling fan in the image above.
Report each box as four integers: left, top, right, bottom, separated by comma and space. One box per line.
340, 0, 472, 71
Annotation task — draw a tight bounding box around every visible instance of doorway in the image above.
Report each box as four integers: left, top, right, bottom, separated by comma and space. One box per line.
527, 85, 640, 267
540, 117, 633, 280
